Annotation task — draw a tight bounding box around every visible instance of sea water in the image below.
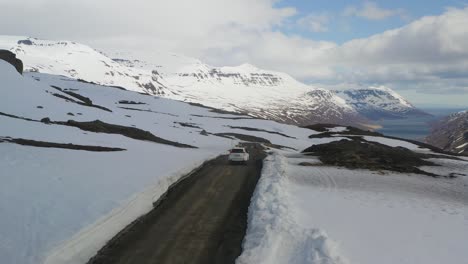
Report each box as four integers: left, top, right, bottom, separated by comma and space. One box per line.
375, 108, 466, 140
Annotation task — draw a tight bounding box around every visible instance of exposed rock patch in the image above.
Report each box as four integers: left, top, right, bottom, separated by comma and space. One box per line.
305, 124, 382, 138
175, 122, 202, 129
1, 137, 125, 152
50, 85, 112, 112
118, 100, 147, 105
58, 120, 196, 148
302, 138, 446, 177
0, 50, 23, 74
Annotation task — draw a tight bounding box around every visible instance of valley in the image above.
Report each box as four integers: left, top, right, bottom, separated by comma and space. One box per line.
0, 37, 466, 264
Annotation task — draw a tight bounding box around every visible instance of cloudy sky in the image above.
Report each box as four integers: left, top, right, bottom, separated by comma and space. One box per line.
1, 0, 467, 107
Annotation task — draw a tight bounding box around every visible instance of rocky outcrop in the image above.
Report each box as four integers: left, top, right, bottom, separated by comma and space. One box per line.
0, 50, 23, 74
425, 110, 468, 154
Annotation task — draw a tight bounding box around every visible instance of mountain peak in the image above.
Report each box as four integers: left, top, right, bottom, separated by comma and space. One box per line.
238, 63, 259, 70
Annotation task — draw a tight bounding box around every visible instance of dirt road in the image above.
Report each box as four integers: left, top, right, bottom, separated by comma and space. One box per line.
88, 143, 265, 264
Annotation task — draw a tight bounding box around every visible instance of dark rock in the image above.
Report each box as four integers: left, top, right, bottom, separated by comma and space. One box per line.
0, 50, 23, 74
2, 137, 125, 152
59, 120, 196, 148
302, 138, 442, 176
118, 100, 146, 105
175, 122, 202, 129
40, 117, 51, 124
298, 162, 316, 166
17, 39, 33, 45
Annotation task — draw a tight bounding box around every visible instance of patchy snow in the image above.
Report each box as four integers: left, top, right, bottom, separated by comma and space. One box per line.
1, 47, 466, 264
0, 60, 315, 264
239, 151, 468, 264
327, 126, 348, 133
306, 137, 350, 149
362, 136, 424, 150
419, 158, 468, 178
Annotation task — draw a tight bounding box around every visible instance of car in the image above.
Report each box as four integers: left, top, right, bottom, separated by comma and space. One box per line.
228, 147, 249, 164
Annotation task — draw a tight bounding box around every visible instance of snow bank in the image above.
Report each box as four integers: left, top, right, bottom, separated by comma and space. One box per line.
43, 157, 213, 264
249, 152, 468, 264
237, 152, 348, 264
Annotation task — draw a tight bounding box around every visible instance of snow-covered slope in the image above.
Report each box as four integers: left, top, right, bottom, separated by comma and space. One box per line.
238, 141, 468, 264
0, 36, 167, 95
1, 57, 466, 264
0, 36, 366, 126
425, 110, 468, 154
0, 59, 314, 264
334, 86, 431, 120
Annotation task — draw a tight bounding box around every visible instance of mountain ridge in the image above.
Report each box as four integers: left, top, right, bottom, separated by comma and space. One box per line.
334, 86, 432, 120
425, 110, 468, 154
0, 36, 427, 126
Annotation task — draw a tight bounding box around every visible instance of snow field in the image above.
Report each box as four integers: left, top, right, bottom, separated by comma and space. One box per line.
239, 150, 468, 264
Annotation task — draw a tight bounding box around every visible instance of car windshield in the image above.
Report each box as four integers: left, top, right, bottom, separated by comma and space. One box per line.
231, 149, 244, 153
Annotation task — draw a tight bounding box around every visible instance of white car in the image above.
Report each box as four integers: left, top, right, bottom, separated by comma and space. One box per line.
228, 147, 250, 164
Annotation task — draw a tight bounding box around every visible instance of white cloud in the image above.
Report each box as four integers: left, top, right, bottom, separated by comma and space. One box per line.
0, 0, 467, 105
330, 7, 468, 77
296, 13, 330, 32
0, 0, 296, 52
344, 1, 408, 21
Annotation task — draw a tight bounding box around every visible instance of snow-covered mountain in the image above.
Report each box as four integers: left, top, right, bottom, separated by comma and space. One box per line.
0, 55, 316, 264
1, 54, 467, 264
0, 36, 429, 126
425, 110, 468, 154
0, 36, 367, 126
334, 86, 431, 120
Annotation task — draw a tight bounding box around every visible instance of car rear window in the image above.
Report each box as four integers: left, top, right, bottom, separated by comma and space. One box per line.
231, 149, 244, 153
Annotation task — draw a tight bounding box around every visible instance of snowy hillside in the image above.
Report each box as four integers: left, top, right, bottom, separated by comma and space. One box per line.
334, 86, 431, 120
0, 36, 167, 95
0, 36, 367, 126
1, 55, 467, 264
425, 110, 468, 154
0, 59, 314, 264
